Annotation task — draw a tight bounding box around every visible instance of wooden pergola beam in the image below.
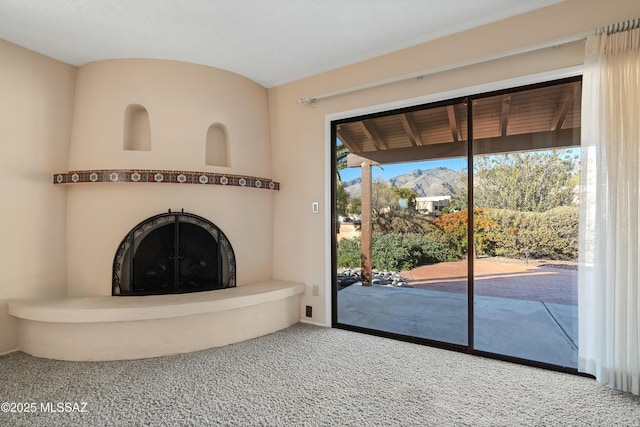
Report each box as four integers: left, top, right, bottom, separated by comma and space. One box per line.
500, 95, 511, 136
446, 105, 462, 142
349, 128, 579, 165
346, 153, 380, 168
478, 128, 580, 155
360, 161, 373, 285
361, 120, 388, 150
336, 127, 359, 152
550, 85, 576, 131
344, 155, 375, 285
399, 113, 422, 146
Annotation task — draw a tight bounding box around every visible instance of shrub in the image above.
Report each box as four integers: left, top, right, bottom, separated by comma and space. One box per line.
485, 206, 578, 260
372, 233, 460, 271
337, 237, 361, 268
431, 209, 497, 257
338, 206, 578, 268
371, 234, 411, 271
401, 232, 460, 265
337, 233, 459, 271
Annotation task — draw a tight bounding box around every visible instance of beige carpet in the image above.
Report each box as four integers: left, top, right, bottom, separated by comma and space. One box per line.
0, 323, 638, 426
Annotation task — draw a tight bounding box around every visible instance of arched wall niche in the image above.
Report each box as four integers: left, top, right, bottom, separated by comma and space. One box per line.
206, 123, 229, 167
123, 104, 151, 151
67, 59, 271, 174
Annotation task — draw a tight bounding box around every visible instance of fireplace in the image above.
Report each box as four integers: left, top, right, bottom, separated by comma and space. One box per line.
112, 210, 236, 295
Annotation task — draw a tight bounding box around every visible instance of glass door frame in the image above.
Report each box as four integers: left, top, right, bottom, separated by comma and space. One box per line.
331, 75, 584, 375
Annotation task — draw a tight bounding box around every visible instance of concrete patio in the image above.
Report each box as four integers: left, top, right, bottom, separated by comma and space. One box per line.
337, 259, 578, 369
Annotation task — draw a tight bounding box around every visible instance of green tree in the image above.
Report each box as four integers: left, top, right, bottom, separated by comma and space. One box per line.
336, 180, 349, 216
336, 142, 349, 180
371, 179, 418, 213
473, 150, 578, 212
370, 183, 425, 234
348, 197, 361, 215
448, 171, 468, 212
391, 187, 417, 210
372, 178, 398, 216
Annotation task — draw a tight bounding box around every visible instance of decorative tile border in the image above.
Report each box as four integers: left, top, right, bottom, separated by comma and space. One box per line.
53, 169, 280, 191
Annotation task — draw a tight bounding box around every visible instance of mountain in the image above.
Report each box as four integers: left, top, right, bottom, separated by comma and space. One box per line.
343, 177, 362, 198
343, 167, 464, 198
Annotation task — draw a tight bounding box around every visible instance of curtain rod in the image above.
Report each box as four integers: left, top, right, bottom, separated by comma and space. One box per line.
596, 18, 640, 35
297, 32, 592, 106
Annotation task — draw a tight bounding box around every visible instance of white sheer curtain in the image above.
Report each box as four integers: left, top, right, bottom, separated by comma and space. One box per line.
579, 28, 640, 395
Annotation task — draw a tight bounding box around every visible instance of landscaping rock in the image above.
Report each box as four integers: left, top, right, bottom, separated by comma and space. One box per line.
337, 267, 409, 288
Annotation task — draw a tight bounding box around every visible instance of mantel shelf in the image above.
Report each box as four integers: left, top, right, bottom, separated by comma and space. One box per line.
53, 169, 279, 191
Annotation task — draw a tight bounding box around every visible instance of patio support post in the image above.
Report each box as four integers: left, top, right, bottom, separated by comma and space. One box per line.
360, 161, 373, 285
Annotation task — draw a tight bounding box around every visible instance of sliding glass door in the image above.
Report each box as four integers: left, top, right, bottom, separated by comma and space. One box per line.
471, 82, 580, 368
333, 76, 581, 370
334, 100, 469, 348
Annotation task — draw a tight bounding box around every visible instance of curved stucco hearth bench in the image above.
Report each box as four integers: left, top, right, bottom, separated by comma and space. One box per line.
9, 280, 304, 361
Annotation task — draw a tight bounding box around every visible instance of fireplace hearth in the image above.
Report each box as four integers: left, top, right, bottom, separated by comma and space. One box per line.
112, 210, 235, 295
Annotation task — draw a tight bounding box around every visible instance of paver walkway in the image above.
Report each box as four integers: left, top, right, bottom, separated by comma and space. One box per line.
402, 259, 577, 305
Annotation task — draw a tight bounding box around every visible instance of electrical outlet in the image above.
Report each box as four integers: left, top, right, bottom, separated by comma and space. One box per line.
312, 284, 319, 296
305, 305, 312, 317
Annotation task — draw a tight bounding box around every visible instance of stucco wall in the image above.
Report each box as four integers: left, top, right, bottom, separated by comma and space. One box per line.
2, 0, 640, 354
0, 40, 76, 353
268, 0, 640, 325
65, 59, 274, 296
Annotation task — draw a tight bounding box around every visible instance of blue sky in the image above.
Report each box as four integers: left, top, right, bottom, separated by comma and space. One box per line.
339, 157, 467, 183
338, 147, 581, 183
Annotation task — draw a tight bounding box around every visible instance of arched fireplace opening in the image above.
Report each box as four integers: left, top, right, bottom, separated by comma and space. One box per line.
113, 210, 236, 295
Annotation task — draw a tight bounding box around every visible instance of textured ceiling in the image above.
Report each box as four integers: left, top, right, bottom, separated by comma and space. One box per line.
0, 0, 564, 87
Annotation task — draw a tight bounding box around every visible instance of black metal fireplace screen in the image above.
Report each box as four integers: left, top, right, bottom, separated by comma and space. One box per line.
112, 210, 236, 295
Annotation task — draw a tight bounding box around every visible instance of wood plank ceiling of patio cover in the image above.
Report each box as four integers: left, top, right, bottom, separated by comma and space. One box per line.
342, 81, 581, 166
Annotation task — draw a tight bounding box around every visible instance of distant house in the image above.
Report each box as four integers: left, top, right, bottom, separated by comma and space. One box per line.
415, 195, 451, 214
